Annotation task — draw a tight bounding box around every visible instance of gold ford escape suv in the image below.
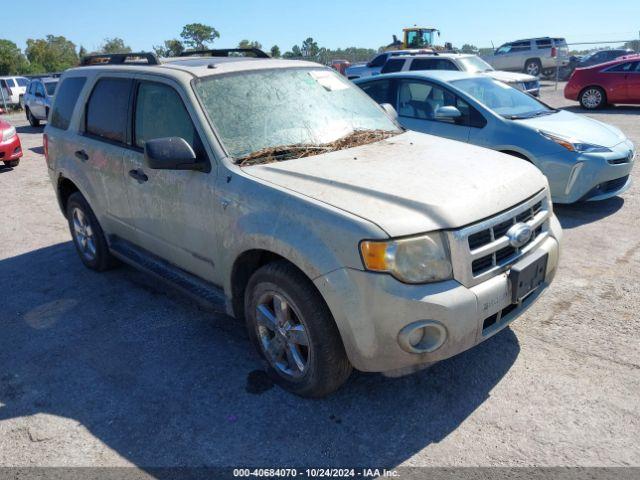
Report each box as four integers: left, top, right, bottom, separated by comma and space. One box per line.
44, 50, 562, 397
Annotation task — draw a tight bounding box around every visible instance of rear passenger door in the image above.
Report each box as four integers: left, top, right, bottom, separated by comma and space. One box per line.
121, 78, 218, 282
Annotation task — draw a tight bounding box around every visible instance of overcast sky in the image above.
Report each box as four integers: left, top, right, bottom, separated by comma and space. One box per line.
6, 0, 640, 52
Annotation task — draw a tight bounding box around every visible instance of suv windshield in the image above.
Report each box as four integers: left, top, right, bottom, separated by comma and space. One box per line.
194, 68, 400, 163
458, 56, 493, 73
452, 77, 554, 119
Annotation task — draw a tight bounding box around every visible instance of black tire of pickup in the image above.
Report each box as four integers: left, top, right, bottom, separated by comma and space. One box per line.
245, 260, 352, 398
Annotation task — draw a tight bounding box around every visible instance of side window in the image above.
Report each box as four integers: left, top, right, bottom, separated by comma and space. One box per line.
85, 78, 132, 144
359, 80, 394, 105
397, 80, 486, 127
535, 39, 552, 49
16, 78, 29, 87
134, 82, 204, 158
409, 58, 437, 71
50, 77, 87, 130
368, 54, 387, 68
35, 83, 46, 97
435, 59, 458, 70
496, 44, 512, 55
512, 41, 532, 52
6, 78, 16, 87
381, 58, 405, 74
605, 62, 635, 73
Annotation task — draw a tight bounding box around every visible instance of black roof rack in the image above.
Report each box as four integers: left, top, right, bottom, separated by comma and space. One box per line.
178, 48, 270, 59
80, 52, 160, 66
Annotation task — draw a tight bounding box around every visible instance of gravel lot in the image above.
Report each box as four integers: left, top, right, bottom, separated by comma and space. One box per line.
1, 82, 639, 470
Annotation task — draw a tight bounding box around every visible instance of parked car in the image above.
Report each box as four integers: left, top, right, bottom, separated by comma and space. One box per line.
0, 120, 23, 168
355, 71, 634, 203
45, 52, 561, 397
380, 52, 540, 96
570, 49, 633, 71
482, 37, 569, 77
565, 54, 640, 109
0, 76, 29, 107
330, 59, 351, 75
344, 49, 432, 79
23, 77, 59, 127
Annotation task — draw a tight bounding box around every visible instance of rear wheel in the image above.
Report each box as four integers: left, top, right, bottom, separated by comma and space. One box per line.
579, 86, 606, 109
524, 58, 542, 76
26, 108, 40, 127
3, 160, 19, 168
66, 192, 118, 271
245, 261, 352, 397
18, 95, 24, 109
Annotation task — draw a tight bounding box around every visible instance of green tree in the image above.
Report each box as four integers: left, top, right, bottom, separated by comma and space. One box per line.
301, 37, 320, 58
99, 37, 132, 54
78, 45, 88, 59
153, 39, 185, 57
270, 45, 281, 58
25, 35, 79, 73
0, 39, 28, 75
460, 44, 478, 54
238, 39, 262, 50
283, 44, 302, 58
180, 23, 220, 50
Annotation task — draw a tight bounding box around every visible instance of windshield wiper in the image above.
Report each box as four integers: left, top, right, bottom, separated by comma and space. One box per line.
506, 110, 557, 120
236, 129, 400, 166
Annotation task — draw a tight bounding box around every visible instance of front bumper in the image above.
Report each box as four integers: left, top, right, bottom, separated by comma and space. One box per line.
314, 217, 561, 373
538, 140, 635, 203
0, 134, 22, 161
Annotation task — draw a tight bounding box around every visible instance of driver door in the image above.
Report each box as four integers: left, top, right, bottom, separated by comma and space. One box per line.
122, 78, 219, 282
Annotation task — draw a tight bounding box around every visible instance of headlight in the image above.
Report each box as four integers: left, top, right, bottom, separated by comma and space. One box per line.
2, 126, 16, 142
539, 130, 611, 153
359, 232, 453, 284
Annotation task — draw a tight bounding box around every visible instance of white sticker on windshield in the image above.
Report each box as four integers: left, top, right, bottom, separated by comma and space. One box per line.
309, 70, 349, 91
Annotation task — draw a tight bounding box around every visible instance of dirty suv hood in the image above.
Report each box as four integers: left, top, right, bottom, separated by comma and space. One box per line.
244, 131, 547, 237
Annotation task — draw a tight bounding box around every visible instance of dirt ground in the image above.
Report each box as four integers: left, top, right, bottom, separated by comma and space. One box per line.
0, 82, 638, 471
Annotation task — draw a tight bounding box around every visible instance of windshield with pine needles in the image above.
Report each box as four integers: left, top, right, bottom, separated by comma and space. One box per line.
194, 68, 401, 164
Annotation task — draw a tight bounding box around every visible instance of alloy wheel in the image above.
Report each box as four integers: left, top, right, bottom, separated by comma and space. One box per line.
582, 88, 602, 109
255, 291, 310, 379
71, 207, 97, 261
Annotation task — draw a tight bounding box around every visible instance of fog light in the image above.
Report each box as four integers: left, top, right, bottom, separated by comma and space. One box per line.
398, 321, 447, 354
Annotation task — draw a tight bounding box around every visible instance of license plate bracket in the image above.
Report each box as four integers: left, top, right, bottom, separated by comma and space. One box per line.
509, 250, 548, 303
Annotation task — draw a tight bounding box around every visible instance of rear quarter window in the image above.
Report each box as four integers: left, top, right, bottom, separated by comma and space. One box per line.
85, 78, 133, 143
381, 59, 405, 74
50, 77, 87, 130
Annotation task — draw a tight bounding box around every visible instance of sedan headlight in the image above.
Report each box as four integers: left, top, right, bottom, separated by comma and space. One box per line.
360, 232, 453, 284
539, 130, 611, 153
2, 125, 16, 142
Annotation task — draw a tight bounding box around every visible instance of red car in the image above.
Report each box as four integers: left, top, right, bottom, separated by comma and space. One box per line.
565, 54, 640, 109
0, 119, 22, 168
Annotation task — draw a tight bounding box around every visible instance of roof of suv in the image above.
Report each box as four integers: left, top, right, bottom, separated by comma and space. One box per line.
66, 56, 322, 78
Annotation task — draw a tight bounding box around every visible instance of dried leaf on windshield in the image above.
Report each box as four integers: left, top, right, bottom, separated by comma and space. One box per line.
238, 129, 399, 166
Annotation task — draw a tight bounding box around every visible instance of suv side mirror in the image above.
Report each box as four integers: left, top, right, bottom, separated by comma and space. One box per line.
144, 137, 205, 171
380, 103, 398, 120
434, 106, 462, 121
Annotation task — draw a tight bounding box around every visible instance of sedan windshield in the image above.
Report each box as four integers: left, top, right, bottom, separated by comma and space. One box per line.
458, 56, 494, 73
194, 68, 400, 163
452, 77, 555, 119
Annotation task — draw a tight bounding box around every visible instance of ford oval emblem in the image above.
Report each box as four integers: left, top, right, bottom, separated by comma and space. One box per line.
506, 223, 533, 248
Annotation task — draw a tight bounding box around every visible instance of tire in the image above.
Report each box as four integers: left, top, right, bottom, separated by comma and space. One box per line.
26, 108, 40, 127
579, 86, 606, 110
524, 58, 542, 76
244, 260, 352, 397
66, 192, 118, 271
3, 160, 19, 168
19, 95, 24, 110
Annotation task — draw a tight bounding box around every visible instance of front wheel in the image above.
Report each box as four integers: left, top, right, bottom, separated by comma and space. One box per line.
245, 261, 352, 397
3, 160, 19, 168
26, 108, 40, 127
579, 86, 606, 109
66, 192, 118, 271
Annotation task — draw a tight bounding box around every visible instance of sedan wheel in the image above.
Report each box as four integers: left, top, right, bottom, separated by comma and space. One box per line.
580, 87, 605, 109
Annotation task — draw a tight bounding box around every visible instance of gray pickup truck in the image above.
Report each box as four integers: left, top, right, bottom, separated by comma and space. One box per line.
483, 37, 570, 76
44, 51, 561, 397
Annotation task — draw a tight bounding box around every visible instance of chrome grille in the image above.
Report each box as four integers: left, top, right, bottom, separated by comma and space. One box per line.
447, 190, 551, 288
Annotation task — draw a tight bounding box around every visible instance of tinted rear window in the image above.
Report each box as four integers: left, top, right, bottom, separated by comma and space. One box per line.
86, 78, 132, 143
50, 77, 87, 130
410, 58, 458, 71
381, 58, 405, 74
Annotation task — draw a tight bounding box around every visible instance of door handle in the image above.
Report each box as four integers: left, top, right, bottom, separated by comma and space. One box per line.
74, 150, 89, 162
129, 169, 149, 184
